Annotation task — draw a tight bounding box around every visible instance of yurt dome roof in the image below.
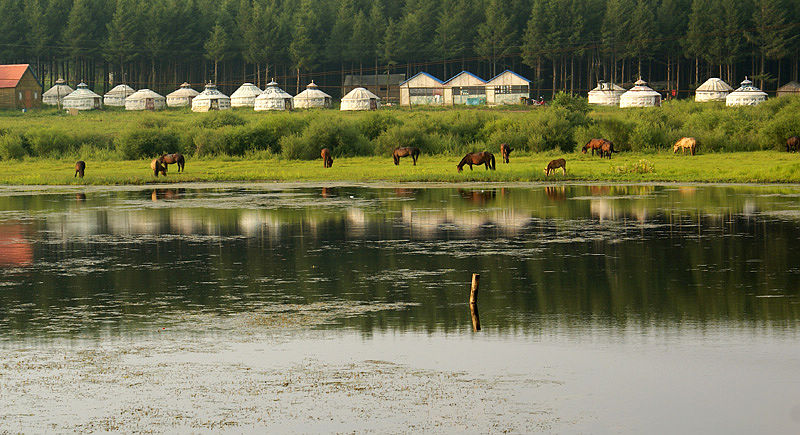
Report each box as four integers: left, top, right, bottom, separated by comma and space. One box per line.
590, 81, 625, 92
64, 82, 101, 99
257, 81, 292, 100
342, 87, 380, 101
623, 79, 660, 96
43, 79, 74, 97
105, 84, 135, 96
194, 83, 229, 99
295, 81, 331, 99
729, 77, 767, 96
168, 82, 199, 98
231, 83, 263, 98
696, 78, 733, 92
126, 89, 165, 101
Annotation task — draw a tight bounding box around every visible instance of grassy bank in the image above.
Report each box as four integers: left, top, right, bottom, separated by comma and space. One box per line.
2, 95, 800, 164
2, 151, 800, 185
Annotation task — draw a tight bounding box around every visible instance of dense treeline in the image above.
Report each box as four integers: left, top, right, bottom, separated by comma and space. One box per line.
0, 0, 799, 98
1, 96, 799, 160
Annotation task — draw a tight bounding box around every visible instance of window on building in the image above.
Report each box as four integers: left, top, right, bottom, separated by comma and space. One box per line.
452, 86, 484, 96
409, 88, 443, 97
494, 85, 529, 94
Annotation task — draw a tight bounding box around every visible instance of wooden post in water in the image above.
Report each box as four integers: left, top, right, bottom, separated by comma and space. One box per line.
469, 273, 480, 331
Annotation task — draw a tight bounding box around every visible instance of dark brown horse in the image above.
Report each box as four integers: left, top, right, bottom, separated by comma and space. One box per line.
457, 152, 496, 172
582, 138, 611, 157
74, 160, 85, 178
544, 158, 567, 176
787, 136, 800, 152
500, 143, 513, 163
151, 158, 167, 177
321, 148, 333, 168
599, 140, 616, 159
393, 147, 420, 165
160, 153, 185, 172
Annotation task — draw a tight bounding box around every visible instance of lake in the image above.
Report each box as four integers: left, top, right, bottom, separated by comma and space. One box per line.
1, 183, 799, 433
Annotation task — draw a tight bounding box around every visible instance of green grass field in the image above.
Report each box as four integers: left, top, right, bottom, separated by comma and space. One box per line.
3, 151, 800, 185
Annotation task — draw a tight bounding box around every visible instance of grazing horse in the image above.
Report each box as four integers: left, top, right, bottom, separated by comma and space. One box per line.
787, 136, 800, 152
582, 138, 608, 156
321, 148, 333, 168
151, 158, 167, 177
457, 152, 496, 172
393, 147, 420, 165
599, 140, 616, 159
673, 137, 697, 156
500, 143, 513, 163
74, 160, 86, 178
544, 158, 567, 176
160, 153, 185, 172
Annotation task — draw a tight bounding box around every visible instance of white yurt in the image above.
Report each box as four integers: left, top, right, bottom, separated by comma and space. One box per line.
104, 84, 136, 106
777, 81, 800, 97
254, 81, 293, 111
340, 87, 380, 111
230, 83, 263, 107
293, 81, 332, 109
695, 78, 733, 102
588, 81, 626, 106
62, 83, 102, 110
619, 79, 661, 108
166, 82, 199, 107
42, 79, 74, 106
726, 77, 767, 106
191, 83, 231, 112
124, 89, 166, 111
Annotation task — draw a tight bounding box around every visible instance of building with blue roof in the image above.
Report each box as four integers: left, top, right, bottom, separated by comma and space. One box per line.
486, 70, 531, 105
399, 72, 445, 106
444, 71, 487, 105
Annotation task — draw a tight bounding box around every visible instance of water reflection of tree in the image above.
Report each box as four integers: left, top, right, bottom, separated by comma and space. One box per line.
3, 185, 800, 336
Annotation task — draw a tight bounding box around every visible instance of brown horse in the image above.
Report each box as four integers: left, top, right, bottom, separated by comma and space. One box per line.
160, 153, 185, 172
582, 139, 607, 156
544, 158, 567, 176
457, 152, 495, 172
321, 148, 333, 168
673, 137, 697, 155
151, 158, 167, 177
393, 147, 420, 165
500, 143, 513, 163
74, 160, 86, 178
599, 140, 616, 159
787, 136, 800, 152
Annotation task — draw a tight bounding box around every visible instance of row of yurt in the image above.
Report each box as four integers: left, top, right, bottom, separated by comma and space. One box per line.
399, 70, 530, 106
230, 83, 263, 107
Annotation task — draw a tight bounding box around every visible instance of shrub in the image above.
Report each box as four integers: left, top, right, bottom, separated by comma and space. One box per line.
374, 124, 431, 155
193, 111, 246, 129
0, 133, 26, 160
359, 112, 401, 140
280, 117, 370, 160
25, 129, 75, 158
116, 128, 181, 159
615, 159, 655, 174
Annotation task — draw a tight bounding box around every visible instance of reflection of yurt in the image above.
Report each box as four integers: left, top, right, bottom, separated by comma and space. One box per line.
254, 81, 293, 111
588, 81, 625, 106
293, 81, 331, 109
191, 83, 231, 112
777, 81, 800, 97
340, 87, 380, 111
230, 83, 262, 107
619, 79, 661, 107
695, 78, 733, 102
42, 79, 74, 106
124, 89, 166, 110
62, 82, 102, 110
166, 82, 199, 107
726, 78, 767, 106
103, 84, 135, 106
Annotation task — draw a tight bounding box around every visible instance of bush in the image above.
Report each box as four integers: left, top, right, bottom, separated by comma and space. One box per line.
0, 133, 26, 160
25, 129, 75, 158
116, 128, 181, 159
193, 111, 246, 129
359, 112, 401, 140
280, 117, 370, 160
374, 124, 432, 155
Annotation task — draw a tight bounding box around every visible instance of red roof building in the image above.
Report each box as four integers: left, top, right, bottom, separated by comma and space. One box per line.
0, 64, 42, 109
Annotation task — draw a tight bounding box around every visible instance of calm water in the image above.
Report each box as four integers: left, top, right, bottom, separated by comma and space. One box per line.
1, 183, 799, 432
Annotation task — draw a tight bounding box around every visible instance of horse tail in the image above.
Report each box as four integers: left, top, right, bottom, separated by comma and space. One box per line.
490, 153, 496, 170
